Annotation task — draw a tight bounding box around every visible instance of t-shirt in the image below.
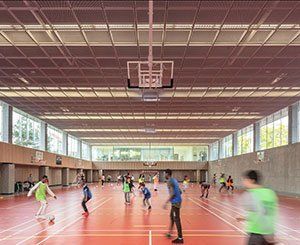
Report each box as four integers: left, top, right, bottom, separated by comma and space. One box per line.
35, 182, 47, 201
123, 182, 130, 193
142, 187, 151, 199
167, 177, 182, 205
242, 188, 278, 235
83, 185, 92, 199
201, 182, 210, 189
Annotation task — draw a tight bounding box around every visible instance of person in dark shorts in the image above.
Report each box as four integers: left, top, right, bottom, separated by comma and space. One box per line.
81, 180, 92, 217
200, 181, 210, 198
219, 173, 226, 193
163, 169, 183, 244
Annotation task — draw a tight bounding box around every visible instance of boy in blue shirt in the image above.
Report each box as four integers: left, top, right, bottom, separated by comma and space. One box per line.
81, 180, 92, 217
163, 169, 183, 244
140, 183, 151, 210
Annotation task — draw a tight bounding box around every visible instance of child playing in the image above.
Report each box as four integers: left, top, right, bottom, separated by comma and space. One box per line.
27, 175, 57, 220
219, 173, 226, 193
140, 183, 152, 210
227, 175, 234, 193
123, 177, 131, 204
82, 180, 92, 217
200, 181, 210, 198
153, 172, 159, 191
182, 175, 190, 192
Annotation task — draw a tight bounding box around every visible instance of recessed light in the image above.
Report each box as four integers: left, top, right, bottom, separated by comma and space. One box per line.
271, 73, 287, 85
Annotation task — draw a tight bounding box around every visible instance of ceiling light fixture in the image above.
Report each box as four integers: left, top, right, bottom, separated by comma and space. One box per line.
271, 73, 287, 85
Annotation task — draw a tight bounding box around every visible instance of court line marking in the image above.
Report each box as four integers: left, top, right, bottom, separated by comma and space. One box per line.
149, 230, 152, 245
12, 197, 108, 245
34, 197, 112, 245
64, 229, 236, 232
0, 199, 95, 240
208, 196, 300, 237
188, 198, 246, 235
199, 197, 300, 241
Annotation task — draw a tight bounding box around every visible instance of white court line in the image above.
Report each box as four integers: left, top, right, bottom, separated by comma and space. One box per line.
13, 197, 109, 245
209, 197, 300, 236
188, 198, 246, 235
65, 229, 236, 232
0, 197, 92, 236
33, 197, 112, 245
202, 197, 300, 241
149, 230, 152, 245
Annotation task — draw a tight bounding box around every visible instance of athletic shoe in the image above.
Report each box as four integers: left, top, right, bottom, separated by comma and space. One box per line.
148, 206, 152, 210
165, 233, 172, 239
200, 195, 204, 198
172, 237, 184, 243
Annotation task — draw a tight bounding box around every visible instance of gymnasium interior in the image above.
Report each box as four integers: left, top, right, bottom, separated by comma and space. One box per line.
0, 1, 300, 244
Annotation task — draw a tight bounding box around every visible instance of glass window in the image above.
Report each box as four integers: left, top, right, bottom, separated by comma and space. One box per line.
47, 125, 63, 154
220, 135, 232, 159
12, 108, 42, 149
68, 135, 80, 158
259, 108, 288, 150
82, 141, 91, 160
91, 145, 208, 162
209, 141, 219, 161
237, 125, 253, 155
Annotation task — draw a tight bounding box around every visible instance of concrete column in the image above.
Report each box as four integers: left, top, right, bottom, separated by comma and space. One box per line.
196, 169, 200, 182
289, 104, 298, 144
7, 105, 13, 144
63, 132, 68, 155
233, 133, 238, 156
254, 122, 260, 151
62, 168, 70, 186
40, 122, 47, 151
39, 166, 50, 180
93, 170, 100, 182
86, 169, 93, 183
0, 163, 15, 195
2, 103, 10, 143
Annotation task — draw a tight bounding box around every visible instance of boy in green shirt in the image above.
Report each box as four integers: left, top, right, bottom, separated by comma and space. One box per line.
123, 177, 131, 204
237, 170, 278, 245
27, 175, 57, 219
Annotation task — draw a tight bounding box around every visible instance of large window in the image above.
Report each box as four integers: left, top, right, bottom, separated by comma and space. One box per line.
220, 135, 232, 159
81, 141, 91, 160
237, 125, 254, 155
68, 135, 80, 158
259, 108, 288, 150
209, 141, 219, 161
47, 125, 63, 154
12, 109, 41, 149
92, 145, 208, 162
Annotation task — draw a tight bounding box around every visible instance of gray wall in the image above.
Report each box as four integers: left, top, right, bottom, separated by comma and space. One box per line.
208, 142, 300, 196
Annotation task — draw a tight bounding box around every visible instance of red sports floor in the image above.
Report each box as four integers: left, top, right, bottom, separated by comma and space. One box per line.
0, 183, 299, 245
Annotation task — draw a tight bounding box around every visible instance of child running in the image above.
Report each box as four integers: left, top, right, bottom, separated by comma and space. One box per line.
212, 173, 217, 187
82, 180, 92, 217
219, 173, 226, 193
153, 172, 159, 191
27, 175, 57, 220
140, 183, 152, 210
200, 181, 210, 198
182, 175, 190, 192
226, 175, 234, 193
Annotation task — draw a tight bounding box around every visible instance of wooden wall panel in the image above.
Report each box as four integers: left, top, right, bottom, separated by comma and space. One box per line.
15, 165, 39, 182
0, 142, 92, 170
49, 168, 62, 186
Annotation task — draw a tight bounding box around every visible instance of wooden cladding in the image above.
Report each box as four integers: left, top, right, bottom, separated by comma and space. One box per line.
94, 161, 208, 170
0, 141, 92, 169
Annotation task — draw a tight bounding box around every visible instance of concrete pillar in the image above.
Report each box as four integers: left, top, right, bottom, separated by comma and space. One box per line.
7, 105, 13, 144
196, 170, 200, 183
63, 132, 68, 155
39, 166, 50, 180
41, 122, 47, 151
254, 122, 260, 151
233, 133, 238, 156
93, 170, 100, 182
289, 104, 298, 144
0, 163, 15, 195
86, 169, 93, 183
62, 168, 70, 186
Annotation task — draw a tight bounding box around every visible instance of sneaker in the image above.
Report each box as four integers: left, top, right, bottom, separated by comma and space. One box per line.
148, 206, 152, 210
172, 237, 184, 243
165, 233, 172, 239
200, 195, 204, 198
